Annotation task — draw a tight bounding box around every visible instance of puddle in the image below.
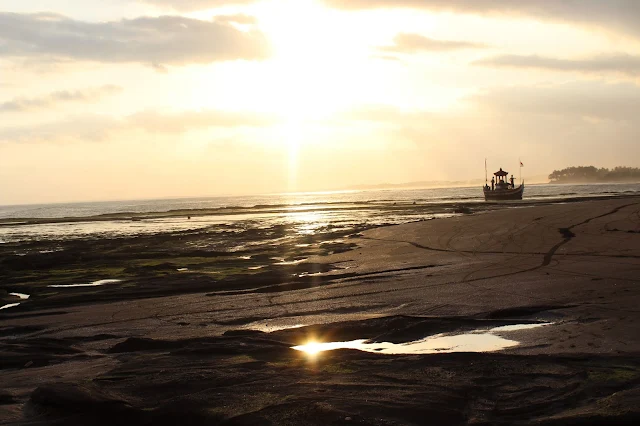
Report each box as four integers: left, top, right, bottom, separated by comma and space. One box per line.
177, 268, 189, 272
237, 256, 252, 260
293, 323, 550, 356
49, 279, 122, 288
0, 303, 20, 311
274, 258, 308, 266
296, 271, 326, 278
9, 292, 30, 300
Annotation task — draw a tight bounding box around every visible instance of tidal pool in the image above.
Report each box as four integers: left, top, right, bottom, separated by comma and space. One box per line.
293, 323, 550, 356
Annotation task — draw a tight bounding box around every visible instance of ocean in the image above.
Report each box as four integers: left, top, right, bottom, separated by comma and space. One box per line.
1, 183, 639, 244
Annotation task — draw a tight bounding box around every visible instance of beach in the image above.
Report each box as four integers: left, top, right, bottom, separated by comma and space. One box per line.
1, 196, 640, 425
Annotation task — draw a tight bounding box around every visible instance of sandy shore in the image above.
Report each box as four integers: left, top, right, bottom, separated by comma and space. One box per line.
2, 197, 640, 425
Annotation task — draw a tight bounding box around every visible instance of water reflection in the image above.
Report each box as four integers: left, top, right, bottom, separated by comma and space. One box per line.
9, 292, 30, 300
274, 258, 308, 266
0, 303, 20, 311
49, 279, 121, 288
293, 323, 550, 356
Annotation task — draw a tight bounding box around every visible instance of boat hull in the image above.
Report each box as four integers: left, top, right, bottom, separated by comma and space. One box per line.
484, 183, 524, 201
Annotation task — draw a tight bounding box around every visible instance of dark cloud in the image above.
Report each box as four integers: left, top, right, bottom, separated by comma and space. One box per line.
379, 33, 485, 54
323, 0, 640, 38
0, 12, 270, 66
140, 0, 258, 12
473, 54, 640, 76
0, 109, 279, 143
0, 85, 123, 112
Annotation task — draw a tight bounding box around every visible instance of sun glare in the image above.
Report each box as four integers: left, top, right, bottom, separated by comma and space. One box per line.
284, 117, 301, 191
293, 340, 368, 356
254, 0, 388, 119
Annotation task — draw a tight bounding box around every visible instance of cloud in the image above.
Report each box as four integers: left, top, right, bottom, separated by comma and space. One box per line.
335, 105, 430, 124
0, 12, 270, 67
323, 0, 640, 39
473, 54, 640, 76
0, 85, 123, 113
214, 14, 259, 25
331, 80, 640, 129
471, 81, 640, 121
327, 82, 640, 178
0, 109, 279, 143
379, 33, 486, 54
128, 109, 279, 133
371, 54, 402, 62
140, 0, 258, 12
0, 115, 119, 143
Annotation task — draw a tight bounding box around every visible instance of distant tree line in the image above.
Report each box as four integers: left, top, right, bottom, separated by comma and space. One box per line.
549, 166, 640, 183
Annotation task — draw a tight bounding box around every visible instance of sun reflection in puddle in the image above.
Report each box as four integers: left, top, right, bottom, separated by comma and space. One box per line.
292, 323, 550, 356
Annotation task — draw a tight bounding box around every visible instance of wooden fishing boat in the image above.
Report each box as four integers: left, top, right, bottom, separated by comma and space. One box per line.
483, 167, 524, 201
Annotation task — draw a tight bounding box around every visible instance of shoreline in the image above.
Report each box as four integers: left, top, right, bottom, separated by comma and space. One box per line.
2, 196, 640, 424
1, 190, 638, 227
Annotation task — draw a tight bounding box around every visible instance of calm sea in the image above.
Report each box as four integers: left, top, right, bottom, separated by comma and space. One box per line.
1, 183, 639, 243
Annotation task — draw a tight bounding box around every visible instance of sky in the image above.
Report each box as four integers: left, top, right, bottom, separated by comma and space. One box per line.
1, 0, 640, 204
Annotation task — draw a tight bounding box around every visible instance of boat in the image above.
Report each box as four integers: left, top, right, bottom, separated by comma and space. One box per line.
483, 167, 524, 201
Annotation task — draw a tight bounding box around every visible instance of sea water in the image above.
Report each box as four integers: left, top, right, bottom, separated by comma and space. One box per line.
1, 183, 638, 243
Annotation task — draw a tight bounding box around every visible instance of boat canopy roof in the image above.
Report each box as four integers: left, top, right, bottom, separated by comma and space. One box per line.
494, 168, 509, 176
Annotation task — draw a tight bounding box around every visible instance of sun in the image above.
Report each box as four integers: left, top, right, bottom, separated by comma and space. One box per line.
252, 0, 384, 120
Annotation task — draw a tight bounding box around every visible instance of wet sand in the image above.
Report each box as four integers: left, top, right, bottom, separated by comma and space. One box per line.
2, 197, 640, 425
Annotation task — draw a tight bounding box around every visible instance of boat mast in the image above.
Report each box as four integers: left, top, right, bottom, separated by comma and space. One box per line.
519, 158, 522, 184
485, 158, 487, 184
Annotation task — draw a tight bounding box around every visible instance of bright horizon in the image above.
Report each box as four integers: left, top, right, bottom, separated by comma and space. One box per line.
2, 0, 640, 204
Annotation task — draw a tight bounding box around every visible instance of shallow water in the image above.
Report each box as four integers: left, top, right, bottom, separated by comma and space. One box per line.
274, 258, 308, 265
2, 183, 638, 243
48, 279, 122, 288
9, 292, 30, 300
0, 303, 20, 310
293, 323, 550, 356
